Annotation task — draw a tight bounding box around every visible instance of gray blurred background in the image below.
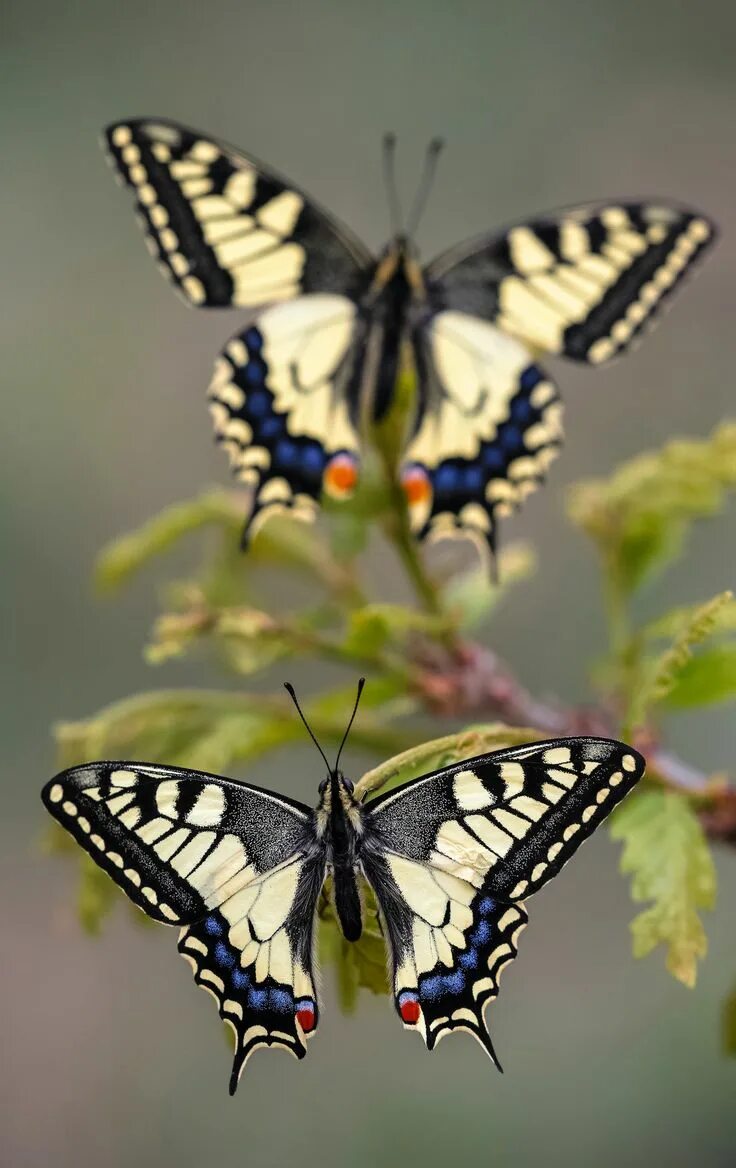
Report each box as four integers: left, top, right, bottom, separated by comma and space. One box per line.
2, 1, 734, 1165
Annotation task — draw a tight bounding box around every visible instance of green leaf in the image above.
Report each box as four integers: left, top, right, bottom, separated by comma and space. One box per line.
568, 422, 736, 594
95, 490, 242, 592
611, 790, 716, 987
626, 592, 734, 727
343, 603, 447, 658
443, 542, 536, 631
662, 645, 736, 709
642, 595, 736, 643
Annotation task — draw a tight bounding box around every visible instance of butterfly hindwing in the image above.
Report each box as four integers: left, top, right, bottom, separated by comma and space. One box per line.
104, 119, 371, 308
402, 312, 563, 557
360, 738, 645, 1056
207, 294, 364, 542
426, 201, 716, 365
178, 855, 324, 1092
42, 763, 323, 1088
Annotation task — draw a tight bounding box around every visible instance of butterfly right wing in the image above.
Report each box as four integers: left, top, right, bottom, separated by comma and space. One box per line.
42, 762, 324, 1090
360, 737, 645, 1058
103, 118, 372, 308
400, 311, 562, 560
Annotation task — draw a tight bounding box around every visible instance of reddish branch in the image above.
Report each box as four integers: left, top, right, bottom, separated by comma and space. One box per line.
413, 639, 736, 845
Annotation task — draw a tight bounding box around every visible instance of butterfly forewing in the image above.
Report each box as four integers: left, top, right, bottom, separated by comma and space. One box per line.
42, 762, 322, 1089
361, 738, 645, 1055
425, 200, 717, 365
104, 119, 372, 308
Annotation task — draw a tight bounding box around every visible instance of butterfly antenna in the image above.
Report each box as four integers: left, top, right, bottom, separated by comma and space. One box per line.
405, 136, 445, 239
382, 133, 403, 237
284, 683, 331, 772
334, 677, 366, 772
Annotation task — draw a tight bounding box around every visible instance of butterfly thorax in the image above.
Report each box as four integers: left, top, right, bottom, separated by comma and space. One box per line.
364, 239, 425, 422
314, 771, 364, 942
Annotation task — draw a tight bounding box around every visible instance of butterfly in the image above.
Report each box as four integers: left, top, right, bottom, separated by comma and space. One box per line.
42, 679, 645, 1093
102, 118, 716, 566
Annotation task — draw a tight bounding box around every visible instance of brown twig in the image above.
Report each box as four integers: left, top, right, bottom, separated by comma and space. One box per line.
410, 638, 735, 841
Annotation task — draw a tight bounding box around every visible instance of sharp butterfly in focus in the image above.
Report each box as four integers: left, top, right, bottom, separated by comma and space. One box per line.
42, 680, 645, 1093
103, 118, 717, 565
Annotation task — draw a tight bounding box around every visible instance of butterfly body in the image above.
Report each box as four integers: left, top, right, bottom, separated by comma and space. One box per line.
43, 727, 645, 1092
104, 118, 716, 565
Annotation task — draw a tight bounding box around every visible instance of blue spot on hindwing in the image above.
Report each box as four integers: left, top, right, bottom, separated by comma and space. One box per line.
245, 360, 266, 386
444, 969, 466, 994
434, 463, 460, 494
214, 942, 235, 968
248, 988, 268, 1009
459, 948, 479, 970
470, 919, 491, 946
479, 897, 496, 916
246, 390, 271, 418
499, 424, 523, 452
269, 988, 293, 1012
204, 916, 223, 936
510, 395, 534, 424
482, 446, 506, 473
244, 327, 263, 353
232, 968, 249, 990
520, 365, 542, 392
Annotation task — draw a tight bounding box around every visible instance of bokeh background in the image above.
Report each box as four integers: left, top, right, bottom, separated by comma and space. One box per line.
2, 2, 735, 1165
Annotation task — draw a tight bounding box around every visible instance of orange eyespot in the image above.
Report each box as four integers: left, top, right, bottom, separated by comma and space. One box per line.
324, 454, 359, 499
401, 466, 432, 507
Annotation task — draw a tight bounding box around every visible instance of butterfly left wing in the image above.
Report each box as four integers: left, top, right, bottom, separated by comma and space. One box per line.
424, 200, 716, 364
401, 312, 563, 559
359, 737, 645, 1059
42, 762, 324, 1091
103, 118, 372, 308
208, 294, 365, 543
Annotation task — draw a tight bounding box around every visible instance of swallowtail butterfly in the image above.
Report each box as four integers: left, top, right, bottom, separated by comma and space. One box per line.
42, 680, 645, 1092
103, 118, 716, 565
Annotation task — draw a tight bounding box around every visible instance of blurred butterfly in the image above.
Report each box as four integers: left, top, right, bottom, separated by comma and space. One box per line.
43, 679, 645, 1092
103, 119, 716, 565
105, 120, 719, 562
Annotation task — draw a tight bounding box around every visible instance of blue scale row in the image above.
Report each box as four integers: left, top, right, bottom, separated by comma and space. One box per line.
430, 365, 545, 496
418, 897, 496, 1003
204, 914, 292, 1014
229, 328, 328, 486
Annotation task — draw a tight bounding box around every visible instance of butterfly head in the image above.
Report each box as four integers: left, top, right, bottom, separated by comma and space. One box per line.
284, 678, 365, 813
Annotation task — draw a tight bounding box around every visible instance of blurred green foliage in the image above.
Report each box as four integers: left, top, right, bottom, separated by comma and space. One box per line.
47, 417, 735, 1049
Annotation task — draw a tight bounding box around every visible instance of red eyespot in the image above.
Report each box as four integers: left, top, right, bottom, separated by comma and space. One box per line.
401, 466, 432, 507
324, 454, 359, 499
296, 1005, 316, 1033
399, 998, 421, 1025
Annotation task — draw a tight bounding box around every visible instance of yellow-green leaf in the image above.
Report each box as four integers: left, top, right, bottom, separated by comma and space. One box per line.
568, 422, 736, 594
662, 645, 736, 709
626, 591, 734, 728
611, 790, 716, 987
